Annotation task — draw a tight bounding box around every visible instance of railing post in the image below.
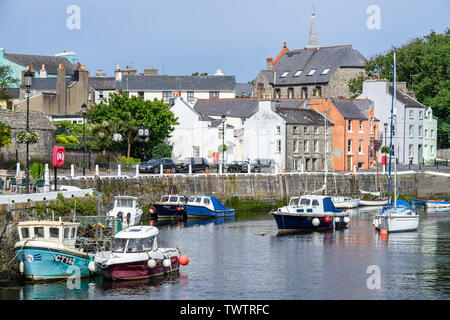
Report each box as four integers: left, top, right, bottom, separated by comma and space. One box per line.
135, 164, 139, 177
70, 164, 75, 178
118, 164, 121, 177
189, 164, 192, 175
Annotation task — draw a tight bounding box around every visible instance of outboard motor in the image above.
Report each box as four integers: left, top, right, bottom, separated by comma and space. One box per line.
117, 211, 123, 220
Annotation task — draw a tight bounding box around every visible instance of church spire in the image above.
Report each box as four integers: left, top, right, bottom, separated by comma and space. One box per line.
306, 5, 319, 49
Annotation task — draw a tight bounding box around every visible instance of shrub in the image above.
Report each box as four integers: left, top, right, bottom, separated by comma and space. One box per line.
30, 162, 44, 179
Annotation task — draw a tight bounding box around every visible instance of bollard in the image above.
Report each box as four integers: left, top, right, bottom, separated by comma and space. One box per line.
95, 164, 99, 176
70, 164, 75, 178
16, 163, 20, 176
189, 164, 192, 175
160, 164, 163, 176
219, 164, 223, 174
44, 164, 50, 192
118, 164, 121, 177
135, 164, 139, 177
247, 163, 251, 174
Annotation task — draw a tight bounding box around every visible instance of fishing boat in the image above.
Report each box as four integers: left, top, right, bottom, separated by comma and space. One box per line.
270, 195, 350, 232
185, 195, 235, 218
151, 194, 188, 219
374, 52, 419, 233
92, 226, 188, 281
107, 196, 143, 228
13, 220, 94, 281
331, 196, 360, 209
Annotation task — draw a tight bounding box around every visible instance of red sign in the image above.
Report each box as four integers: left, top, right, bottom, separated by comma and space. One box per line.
53, 146, 65, 167
212, 152, 218, 163
381, 155, 388, 165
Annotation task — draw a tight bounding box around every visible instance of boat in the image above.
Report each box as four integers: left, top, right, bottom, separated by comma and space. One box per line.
92, 225, 188, 281
270, 195, 350, 232
151, 194, 188, 219
185, 195, 235, 218
374, 51, 419, 233
331, 196, 360, 209
359, 198, 389, 206
13, 220, 94, 281
373, 200, 419, 232
412, 199, 450, 212
107, 196, 143, 228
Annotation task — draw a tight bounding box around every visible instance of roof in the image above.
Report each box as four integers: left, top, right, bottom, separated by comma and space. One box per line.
119, 75, 236, 91
114, 226, 159, 239
28, 78, 74, 90
388, 85, 426, 108
235, 83, 254, 97
3, 88, 20, 99
273, 45, 366, 86
194, 98, 258, 118
275, 107, 333, 126
88, 77, 118, 90
272, 99, 306, 109
4, 53, 76, 75
331, 99, 374, 120
18, 221, 79, 227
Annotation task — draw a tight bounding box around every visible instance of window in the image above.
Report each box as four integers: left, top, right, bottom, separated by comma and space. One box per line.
304, 126, 309, 134
409, 144, 414, 158
409, 125, 414, 138
288, 87, 294, 99
21, 228, 30, 239
359, 120, 363, 132
431, 130, 434, 139
321, 68, 330, 75
348, 120, 352, 132
409, 110, 414, 120
64, 228, 70, 239
314, 140, 319, 152
425, 129, 429, 139
293, 126, 298, 134
304, 140, 309, 152
300, 198, 311, 206
430, 145, 434, 154
71, 227, 76, 238
112, 238, 128, 253
99, 91, 104, 99
276, 139, 281, 153
313, 86, 322, 97
307, 69, 316, 76
419, 111, 423, 120
419, 125, 423, 138
203, 198, 211, 205
289, 197, 299, 206
138, 91, 144, 98
162, 91, 172, 102
348, 139, 352, 153
293, 140, 298, 152
34, 227, 44, 238
314, 127, 318, 134
49, 227, 59, 239
274, 88, 281, 99
392, 125, 396, 137
209, 91, 219, 99
280, 71, 289, 78
187, 91, 194, 102
359, 140, 363, 154
195, 197, 202, 203
312, 200, 320, 206
293, 158, 300, 170
294, 70, 303, 77
301, 87, 308, 98
276, 126, 281, 134
170, 196, 178, 202
127, 238, 151, 253
370, 118, 374, 133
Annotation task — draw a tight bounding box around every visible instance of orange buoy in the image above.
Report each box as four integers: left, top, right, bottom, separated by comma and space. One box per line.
260, 232, 265, 236
179, 254, 189, 266
380, 229, 388, 236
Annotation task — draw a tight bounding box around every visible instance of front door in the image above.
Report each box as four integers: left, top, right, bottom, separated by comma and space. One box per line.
418, 144, 423, 164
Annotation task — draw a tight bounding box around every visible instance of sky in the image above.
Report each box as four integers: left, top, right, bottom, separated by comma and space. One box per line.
0, 0, 448, 83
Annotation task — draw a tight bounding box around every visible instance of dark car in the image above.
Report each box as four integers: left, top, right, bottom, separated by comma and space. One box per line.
227, 161, 249, 173
242, 159, 275, 173
139, 158, 177, 174
176, 157, 210, 173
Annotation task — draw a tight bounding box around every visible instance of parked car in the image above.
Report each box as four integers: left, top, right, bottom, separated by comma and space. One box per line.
176, 157, 210, 173
242, 159, 276, 173
139, 158, 177, 173
227, 161, 249, 173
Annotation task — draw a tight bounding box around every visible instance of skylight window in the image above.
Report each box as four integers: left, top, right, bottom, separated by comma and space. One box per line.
307, 69, 316, 76
293, 70, 303, 77
321, 68, 330, 75
280, 71, 289, 78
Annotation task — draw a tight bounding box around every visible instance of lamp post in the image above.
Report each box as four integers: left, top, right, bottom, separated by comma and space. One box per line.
23, 69, 33, 194
384, 122, 388, 147
221, 115, 226, 170
138, 125, 149, 161
82, 103, 87, 176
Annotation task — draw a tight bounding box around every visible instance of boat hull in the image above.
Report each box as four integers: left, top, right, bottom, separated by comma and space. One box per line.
101, 256, 179, 281
374, 215, 419, 232
153, 204, 186, 219
332, 199, 360, 209
359, 199, 389, 206
271, 213, 348, 232
14, 246, 91, 281
185, 205, 235, 218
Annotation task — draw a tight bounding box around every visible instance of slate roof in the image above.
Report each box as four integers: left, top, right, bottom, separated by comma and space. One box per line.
235, 83, 254, 97
28, 78, 74, 90
119, 75, 236, 91
89, 77, 118, 90
331, 99, 373, 120
388, 85, 426, 108
273, 45, 366, 86
272, 99, 306, 109
3, 88, 20, 99
4, 53, 76, 75
275, 107, 333, 126
194, 98, 258, 118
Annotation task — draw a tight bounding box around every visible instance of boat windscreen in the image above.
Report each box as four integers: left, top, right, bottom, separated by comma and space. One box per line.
161, 196, 169, 202
112, 238, 128, 253
169, 196, 178, 202
116, 199, 134, 208
289, 197, 299, 206
126, 237, 154, 253
300, 198, 311, 206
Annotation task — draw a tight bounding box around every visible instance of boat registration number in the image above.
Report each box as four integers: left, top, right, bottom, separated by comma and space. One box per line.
54, 254, 75, 265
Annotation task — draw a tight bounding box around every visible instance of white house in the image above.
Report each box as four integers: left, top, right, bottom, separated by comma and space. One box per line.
423, 106, 438, 163
243, 100, 286, 168
168, 97, 235, 164
358, 80, 436, 165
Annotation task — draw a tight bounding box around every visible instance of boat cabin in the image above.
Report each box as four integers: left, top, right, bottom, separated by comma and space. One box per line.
112, 226, 159, 254
284, 195, 339, 214
187, 195, 215, 210
17, 221, 80, 248
114, 196, 139, 210
159, 194, 188, 204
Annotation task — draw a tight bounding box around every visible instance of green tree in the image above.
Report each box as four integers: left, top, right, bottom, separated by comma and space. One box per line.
88, 89, 178, 159
0, 65, 19, 100
151, 143, 173, 158
0, 121, 12, 152
348, 29, 450, 147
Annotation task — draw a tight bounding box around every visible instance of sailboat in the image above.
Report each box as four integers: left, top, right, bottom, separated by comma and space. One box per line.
373, 52, 419, 233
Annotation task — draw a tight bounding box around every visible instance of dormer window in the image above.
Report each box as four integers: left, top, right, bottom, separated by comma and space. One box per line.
307, 69, 316, 76
321, 68, 330, 75
293, 70, 303, 77
280, 71, 289, 78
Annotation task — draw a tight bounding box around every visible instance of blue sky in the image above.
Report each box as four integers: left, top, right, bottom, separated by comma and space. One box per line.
0, 0, 448, 82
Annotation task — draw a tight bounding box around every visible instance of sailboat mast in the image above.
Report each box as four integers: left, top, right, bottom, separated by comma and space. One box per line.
393, 52, 398, 208
324, 109, 328, 195
387, 52, 396, 206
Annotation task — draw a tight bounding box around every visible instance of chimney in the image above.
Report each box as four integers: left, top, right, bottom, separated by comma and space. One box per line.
115, 65, 122, 81
56, 63, 67, 114
396, 82, 407, 93
40, 64, 47, 78
96, 69, 106, 77
143, 66, 159, 76
215, 68, 224, 76
266, 57, 273, 70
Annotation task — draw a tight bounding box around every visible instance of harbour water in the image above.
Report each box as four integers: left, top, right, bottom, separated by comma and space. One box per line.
1, 206, 449, 300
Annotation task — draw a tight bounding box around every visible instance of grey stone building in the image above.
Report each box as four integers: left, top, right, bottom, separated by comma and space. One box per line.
275, 106, 333, 172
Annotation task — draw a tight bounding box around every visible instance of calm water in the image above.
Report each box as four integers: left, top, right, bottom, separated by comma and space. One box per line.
1, 206, 450, 300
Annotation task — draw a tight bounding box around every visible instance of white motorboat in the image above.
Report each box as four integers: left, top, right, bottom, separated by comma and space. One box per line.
331, 196, 360, 209
107, 196, 143, 228
373, 200, 419, 232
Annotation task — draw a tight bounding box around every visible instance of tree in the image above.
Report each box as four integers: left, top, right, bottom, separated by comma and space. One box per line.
0, 65, 19, 100
0, 121, 12, 152
191, 72, 208, 76
151, 143, 173, 158
348, 29, 450, 147
88, 89, 179, 159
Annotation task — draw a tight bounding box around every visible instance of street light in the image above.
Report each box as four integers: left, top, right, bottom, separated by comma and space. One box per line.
383, 122, 388, 147
221, 115, 226, 170
138, 125, 150, 161
82, 103, 87, 176
23, 69, 33, 193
